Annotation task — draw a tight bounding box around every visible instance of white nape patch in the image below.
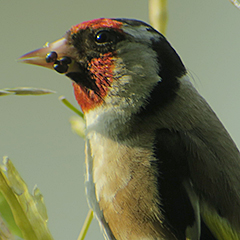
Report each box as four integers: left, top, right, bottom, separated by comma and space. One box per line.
122, 24, 156, 43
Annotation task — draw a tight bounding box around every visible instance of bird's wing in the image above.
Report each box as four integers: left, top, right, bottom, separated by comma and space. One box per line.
184, 127, 240, 240
154, 128, 240, 240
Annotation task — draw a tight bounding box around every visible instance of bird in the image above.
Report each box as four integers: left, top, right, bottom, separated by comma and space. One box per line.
19, 18, 240, 240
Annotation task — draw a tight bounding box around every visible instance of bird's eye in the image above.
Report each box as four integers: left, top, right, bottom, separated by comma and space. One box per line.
95, 30, 116, 44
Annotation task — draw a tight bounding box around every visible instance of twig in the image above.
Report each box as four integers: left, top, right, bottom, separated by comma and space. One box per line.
77, 210, 94, 240
59, 96, 84, 119
149, 0, 168, 35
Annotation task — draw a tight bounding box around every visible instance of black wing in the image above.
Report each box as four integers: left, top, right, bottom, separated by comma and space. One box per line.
153, 127, 240, 239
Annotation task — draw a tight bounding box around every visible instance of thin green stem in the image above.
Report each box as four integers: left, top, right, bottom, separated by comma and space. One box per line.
149, 0, 168, 35
59, 96, 84, 119
77, 210, 94, 240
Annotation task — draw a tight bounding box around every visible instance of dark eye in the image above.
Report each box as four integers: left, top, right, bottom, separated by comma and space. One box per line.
95, 30, 116, 44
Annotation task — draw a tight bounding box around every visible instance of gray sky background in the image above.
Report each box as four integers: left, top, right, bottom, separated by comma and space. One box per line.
1, 1, 240, 240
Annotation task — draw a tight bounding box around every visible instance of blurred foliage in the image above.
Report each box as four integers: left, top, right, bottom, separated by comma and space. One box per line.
77, 210, 93, 240
0, 87, 87, 239
149, 0, 168, 34
0, 87, 56, 239
69, 116, 86, 139
229, 0, 240, 9
0, 88, 55, 96
0, 157, 53, 240
59, 96, 84, 119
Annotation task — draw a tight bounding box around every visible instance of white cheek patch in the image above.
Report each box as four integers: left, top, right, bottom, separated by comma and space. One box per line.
106, 42, 161, 108
122, 24, 157, 44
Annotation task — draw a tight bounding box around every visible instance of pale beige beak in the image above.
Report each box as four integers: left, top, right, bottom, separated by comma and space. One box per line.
18, 38, 80, 73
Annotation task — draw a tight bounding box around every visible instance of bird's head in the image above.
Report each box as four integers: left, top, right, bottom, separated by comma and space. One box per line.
19, 18, 186, 126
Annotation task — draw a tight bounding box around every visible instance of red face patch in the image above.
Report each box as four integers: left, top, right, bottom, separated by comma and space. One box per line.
73, 52, 116, 113
70, 18, 123, 34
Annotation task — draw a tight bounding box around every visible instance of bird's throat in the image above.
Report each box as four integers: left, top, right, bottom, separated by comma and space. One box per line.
72, 52, 116, 112
72, 82, 103, 112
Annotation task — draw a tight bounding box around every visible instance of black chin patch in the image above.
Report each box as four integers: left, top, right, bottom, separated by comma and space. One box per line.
66, 72, 99, 94
66, 72, 85, 84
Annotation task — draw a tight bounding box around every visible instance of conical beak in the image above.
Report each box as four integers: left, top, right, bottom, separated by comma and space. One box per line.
19, 38, 80, 74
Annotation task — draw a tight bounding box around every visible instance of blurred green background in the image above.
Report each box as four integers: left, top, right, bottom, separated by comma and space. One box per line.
1, 1, 240, 239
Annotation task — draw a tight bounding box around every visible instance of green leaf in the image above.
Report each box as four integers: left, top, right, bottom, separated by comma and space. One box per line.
0, 157, 54, 240
0, 90, 14, 96
0, 191, 23, 239
0, 88, 55, 96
